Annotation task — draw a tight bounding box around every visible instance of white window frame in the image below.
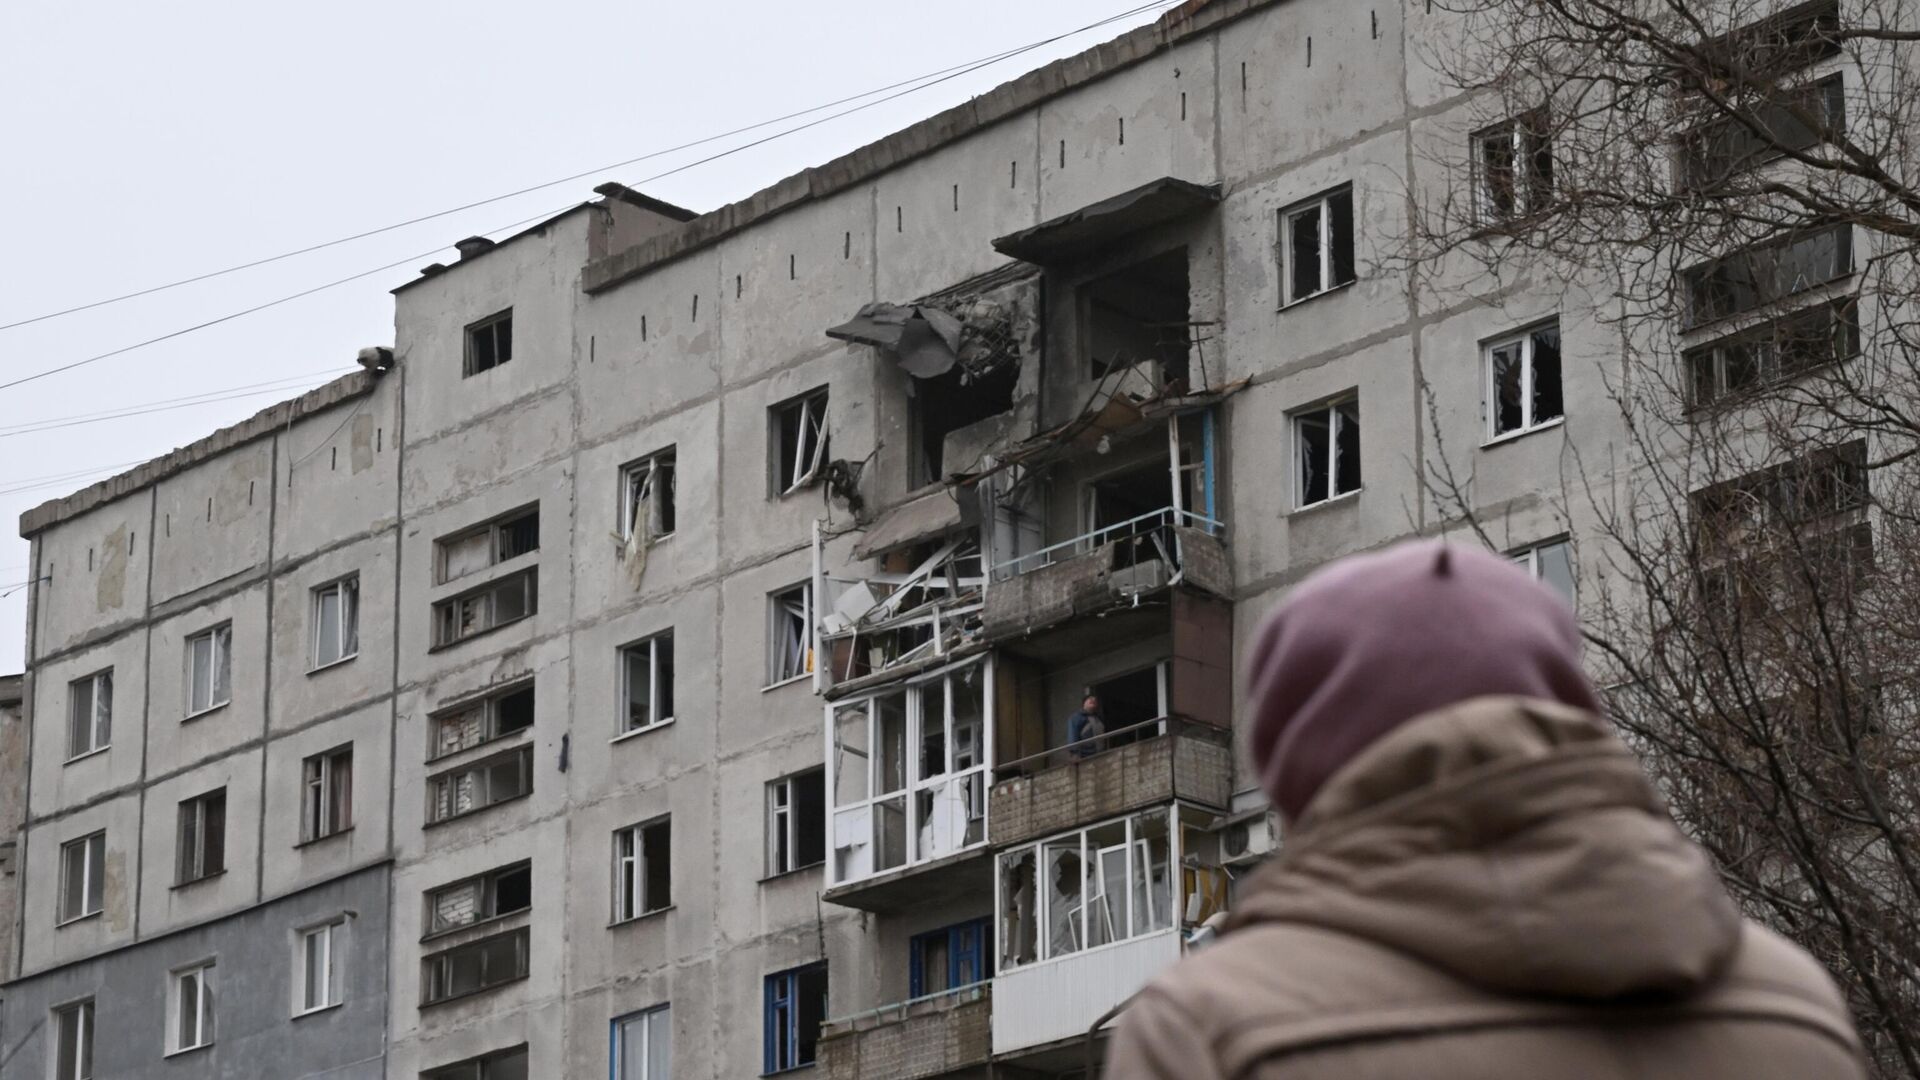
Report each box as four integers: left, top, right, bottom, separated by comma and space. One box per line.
434, 506, 539, 585
1278, 185, 1354, 306
772, 391, 831, 496
57, 832, 105, 924
185, 624, 232, 718
168, 960, 215, 1055
766, 583, 813, 687
294, 918, 347, 1016
52, 998, 93, 1080
613, 1003, 672, 1080
766, 769, 826, 876
66, 670, 112, 761
1471, 112, 1551, 223
431, 568, 538, 648
1482, 320, 1565, 442
421, 927, 529, 1005
613, 818, 671, 923
302, 745, 353, 843
1511, 537, 1576, 605
1291, 396, 1362, 509
424, 862, 533, 939
994, 808, 1178, 972
620, 448, 677, 542
618, 632, 675, 737
310, 576, 360, 670
827, 657, 993, 886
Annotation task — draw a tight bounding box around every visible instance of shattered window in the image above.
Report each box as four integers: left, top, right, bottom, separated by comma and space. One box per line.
997, 809, 1178, 971
1682, 224, 1852, 327
767, 583, 813, 685
463, 309, 513, 378
763, 963, 827, 1073
432, 569, 537, 648
424, 862, 531, 937
1293, 396, 1361, 508
421, 928, 528, 1005
614, 818, 671, 922
767, 768, 826, 876
1280, 185, 1355, 305
426, 746, 532, 824
1471, 110, 1553, 222
431, 683, 533, 759
175, 788, 226, 885
1485, 321, 1564, 439
435, 507, 539, 584
772, 390, 830, 496
620, 632, 675, 735
620, 448, 677, 542
1684, 298, 1858, 408
1511, 537, 1576, 606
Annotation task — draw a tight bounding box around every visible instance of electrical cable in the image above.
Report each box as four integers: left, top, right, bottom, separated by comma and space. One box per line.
0, 0, 1179, 334
0, 0, 1177, 397
0, 369, 348, 439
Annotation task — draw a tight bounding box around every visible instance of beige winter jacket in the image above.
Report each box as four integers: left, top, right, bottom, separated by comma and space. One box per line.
1106, 697, 1865, 1080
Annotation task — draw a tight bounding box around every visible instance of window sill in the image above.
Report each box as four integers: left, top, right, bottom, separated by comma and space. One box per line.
759, 861, 825, 885
764, 1063, 819, 1077
55, 910, 103, 929
609, 904, 674, 930
292, 1001, 343, 1021
420, 973, 530, 1010
434, 549, 538, 592
307, 653, 359, 676
1481, 415, 1565, 449
294, 825, 354, 850
423, 790, 533, 830
429, 612, 535, 654
420, 907, 530, 945
773, 479, 826, 502
183, 702, 231, 723
165, 1042, 213, 1060
1277, 278, 1356, 312
172, 868, 228, 891
1289, 489, 1361, 518
762, 673, 813, 693
62, 745, 109, 766
611, 719, 675, 745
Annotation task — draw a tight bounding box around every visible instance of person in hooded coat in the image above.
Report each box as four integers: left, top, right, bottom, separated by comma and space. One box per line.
1106, 540, 1864, 1079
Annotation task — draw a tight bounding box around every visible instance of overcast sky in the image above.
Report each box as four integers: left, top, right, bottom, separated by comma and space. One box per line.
0, 0, 1175, 669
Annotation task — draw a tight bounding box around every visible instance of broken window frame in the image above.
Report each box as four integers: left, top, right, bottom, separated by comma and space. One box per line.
431, 568, 538, 648
771, 390, 831, 497
1471, 110, 1553, 223
463, 309, 514, 378
421, 927, 529, 1007
66, 669, 112, 761
175, 788, 227, 886
995, 807, 1188, 972
766, 768, 827, 877
1292, 396, 1362, 508
435, 506, 540, 585
52, 998, 93, 1080
423, 861, 533, 940
1681, 223, 1853, 328
1679, 74, 1845, 190
767, 583, 814, 686
1278, 185, 1356, 306
1684, 297, 1859, 409
1483, 320, 1566, 441
422, 1045, 530, 1080
1510, 537, 1576, 605
619, 447, 678, 542
185, 624, 232, 718
169, 960, 215, 1054
301, 745, 354, 843
57, 831, 105, 924
827, 656, 992, 887
618, 631, 675, 737
310, 576, 360, 671
426, 745, 533, 826
763, 962, 828, 1074
429, 682, 535, 762
613, 817, 672, 923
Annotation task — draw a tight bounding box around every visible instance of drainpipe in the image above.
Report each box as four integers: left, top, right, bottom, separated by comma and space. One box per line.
812, 518, 826, 695
1084, 992, 1137, 1078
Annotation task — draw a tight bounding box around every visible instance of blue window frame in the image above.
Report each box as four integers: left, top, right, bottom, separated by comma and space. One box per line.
763, 962, 827, 1074
909, 918, 992, 998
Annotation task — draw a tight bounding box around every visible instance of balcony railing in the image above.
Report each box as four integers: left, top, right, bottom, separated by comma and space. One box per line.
819, 982, 993, 1080
989, 506, 1223, 581
989, 715, 1232, 848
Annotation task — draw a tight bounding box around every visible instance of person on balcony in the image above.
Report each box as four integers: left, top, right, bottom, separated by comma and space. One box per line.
1106, 540, 1863, 1080
1067, 693, 1106, 760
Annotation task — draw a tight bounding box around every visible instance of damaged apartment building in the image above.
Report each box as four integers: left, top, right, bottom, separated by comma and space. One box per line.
0, 0, 1805, 1073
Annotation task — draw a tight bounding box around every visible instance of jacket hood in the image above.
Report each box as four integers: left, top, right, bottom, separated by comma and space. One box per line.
1227, 696, 1743, 1001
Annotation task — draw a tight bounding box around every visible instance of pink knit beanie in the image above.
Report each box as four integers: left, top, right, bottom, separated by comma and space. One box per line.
1247, 540, 1602, 821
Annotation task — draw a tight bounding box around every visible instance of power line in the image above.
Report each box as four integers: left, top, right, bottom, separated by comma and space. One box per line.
0, 459, 153, 499
0, 0, 1178, 335
0, 369, 347, 439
